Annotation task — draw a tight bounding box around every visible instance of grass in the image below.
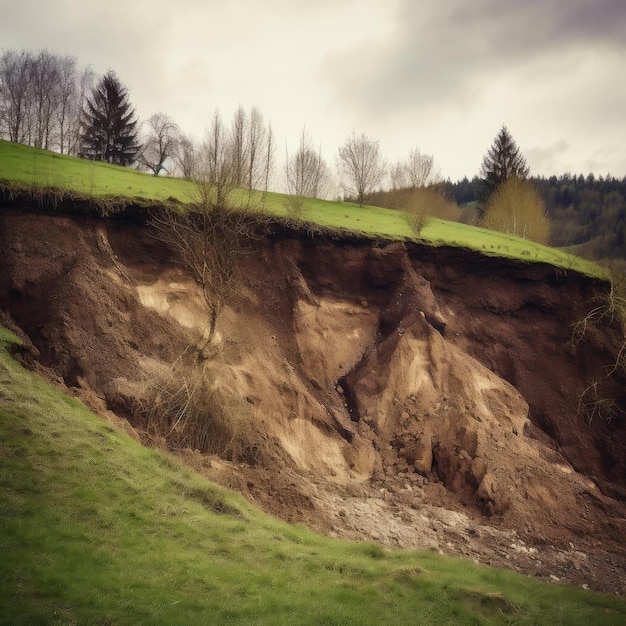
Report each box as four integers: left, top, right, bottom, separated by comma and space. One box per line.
0, 138, 198, 202
0, 139, 603, 278
1, 335, 626, 624
0, 325, 21, 348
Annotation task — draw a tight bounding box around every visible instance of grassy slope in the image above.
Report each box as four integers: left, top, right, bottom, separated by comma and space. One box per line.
0, 139, 602, 278
1, 335, 625, 625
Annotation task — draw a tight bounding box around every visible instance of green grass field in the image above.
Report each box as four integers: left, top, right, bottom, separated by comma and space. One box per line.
1, 333, 625, 625
0, 139, 603, 278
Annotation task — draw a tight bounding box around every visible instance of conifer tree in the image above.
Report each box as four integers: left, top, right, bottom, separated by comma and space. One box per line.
478, 125, 529, 211
80, 70, 139, 166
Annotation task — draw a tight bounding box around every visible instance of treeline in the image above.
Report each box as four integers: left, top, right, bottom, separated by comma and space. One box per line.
443, 174, 626, 260
0, 49, 93, 155
1, 48, 624, 261
535, 174, 626, 260
0, 48, 277, 187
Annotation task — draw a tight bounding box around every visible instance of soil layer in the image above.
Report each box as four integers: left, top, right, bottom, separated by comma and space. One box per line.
1, 209, 625, 594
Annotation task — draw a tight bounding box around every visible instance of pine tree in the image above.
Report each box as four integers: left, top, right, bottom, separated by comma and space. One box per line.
80, 70, 139, 166
478, 126, 529, 211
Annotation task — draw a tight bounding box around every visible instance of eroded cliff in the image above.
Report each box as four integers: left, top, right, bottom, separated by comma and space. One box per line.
1, 209, 625, 592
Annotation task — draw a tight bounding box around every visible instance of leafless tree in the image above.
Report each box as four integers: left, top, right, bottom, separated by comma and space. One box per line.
227, 105, 275, 203
254, 117, 275, 202
262, 121, 275, 200
150, 107, 274, 346
28, 49, 62, 150
64, 65, 94, 156
230, 105, 248, 188
151, 202, 255, 345
336, 132, 386, 206
246, 106, 269, 199
390, 147, 441, 190
54, 55, 78, 154
284, 127, 331, 215
0, 49, 31, 143
151, 117, 264, 344
173, 133, 196, 179
0, 48, 93, 155
198, 110, 236, 210
140, 112, 180, 175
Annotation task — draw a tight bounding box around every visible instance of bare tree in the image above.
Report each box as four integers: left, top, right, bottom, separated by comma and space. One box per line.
0, 49, 31, 143
151, 202, 255, 345
172, 133, 196, 179
336, 132, 386, 206
65, 65, 94, 156
0, 48, 93, 155
55, 55, 78, 154
150, 107, 276, 346
29, 49, 61, 150
230, 105, 248, 188
151, 117, 264, 344
140, 112, 180, 176
391, 147, 441, 190
198, 110, 236, 210
227, 105, 275, 203
246, 106, 267, 199
284, 126, 331, 215
263, 122, 275, 200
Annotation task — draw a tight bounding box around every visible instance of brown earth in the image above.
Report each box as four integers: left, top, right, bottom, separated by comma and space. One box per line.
1, 208, 626, 594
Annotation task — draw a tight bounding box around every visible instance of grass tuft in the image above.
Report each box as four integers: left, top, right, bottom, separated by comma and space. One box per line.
0, 326, 21, 348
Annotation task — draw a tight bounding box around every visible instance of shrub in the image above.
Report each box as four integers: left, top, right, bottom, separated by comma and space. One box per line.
393, 187, 458, 236
578, 380, 624, 425
135, 356, 256, 460
481, 177, 550, 244
571, 274, 626, 351
573, 268, 626, 424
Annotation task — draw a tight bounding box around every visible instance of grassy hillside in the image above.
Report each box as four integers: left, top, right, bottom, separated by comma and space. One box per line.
0, 139, 602, 277
1, 333, 625, 625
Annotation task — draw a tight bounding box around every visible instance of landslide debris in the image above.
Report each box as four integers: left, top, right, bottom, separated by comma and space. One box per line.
1, 209, 625, 594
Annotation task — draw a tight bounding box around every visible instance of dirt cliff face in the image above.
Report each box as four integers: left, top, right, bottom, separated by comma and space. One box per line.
1, 209, 625, 593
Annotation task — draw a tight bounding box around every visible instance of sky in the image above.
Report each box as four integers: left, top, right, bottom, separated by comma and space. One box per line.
1, 0, 625, 182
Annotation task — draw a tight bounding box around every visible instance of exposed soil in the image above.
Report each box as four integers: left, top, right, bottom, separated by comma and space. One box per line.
1, 208, 625, 595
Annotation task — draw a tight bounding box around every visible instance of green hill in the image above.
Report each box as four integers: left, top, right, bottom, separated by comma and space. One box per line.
1, 331, 625, 624
0, 139, 602, 278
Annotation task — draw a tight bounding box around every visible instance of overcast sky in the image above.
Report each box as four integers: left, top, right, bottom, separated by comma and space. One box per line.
2, 0, 625, 181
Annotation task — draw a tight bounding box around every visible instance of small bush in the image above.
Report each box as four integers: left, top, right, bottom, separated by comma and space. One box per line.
571, 277, 626, 350
393, 187, 458, 236
136, 356, 255, 460
578, 380, 624, 425
406, 206, 429, 236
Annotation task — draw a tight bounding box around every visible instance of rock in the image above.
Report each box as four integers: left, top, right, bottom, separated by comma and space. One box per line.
471, 457, 488, 483
477, 472, 496, 502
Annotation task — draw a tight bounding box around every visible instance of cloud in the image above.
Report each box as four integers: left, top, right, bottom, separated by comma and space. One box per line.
319, 0, 626, 177
1, 0, 625, 178
526, 140, 570, 175
327, 0, 626, 119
